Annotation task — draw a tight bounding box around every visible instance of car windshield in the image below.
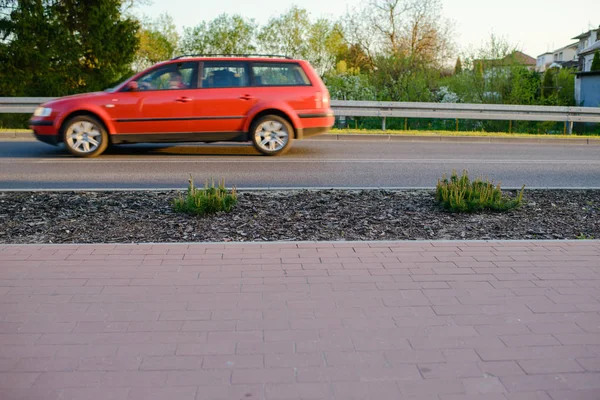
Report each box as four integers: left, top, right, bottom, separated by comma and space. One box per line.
104, 78, 130, 92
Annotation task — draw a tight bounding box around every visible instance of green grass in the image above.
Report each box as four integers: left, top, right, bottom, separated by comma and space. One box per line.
0, 128, 31, 133
330, 128, 600, 139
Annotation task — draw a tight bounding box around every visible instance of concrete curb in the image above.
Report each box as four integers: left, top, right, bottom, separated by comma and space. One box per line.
2, 239, 599, 247
2, 131, 600, 145
1, 186, 600, 193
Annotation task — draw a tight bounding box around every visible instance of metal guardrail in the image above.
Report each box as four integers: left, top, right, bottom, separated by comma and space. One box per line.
0, 97, 55, 114
331, 100, 600, 134
2, 97, 599, 133
331, 100, 600, 123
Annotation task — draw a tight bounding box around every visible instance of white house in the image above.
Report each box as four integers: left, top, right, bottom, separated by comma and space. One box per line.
573, 26, 600, 72
536, 43, 578, 72
536, 52, 553, 72
552, 43, 578, 66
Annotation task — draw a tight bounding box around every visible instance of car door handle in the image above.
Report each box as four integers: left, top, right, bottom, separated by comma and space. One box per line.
239, 94, 254, 100
176, 97, 192, 103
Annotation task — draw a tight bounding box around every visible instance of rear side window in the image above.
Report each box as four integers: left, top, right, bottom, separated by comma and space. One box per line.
251, 63, 311, 86
202, 62, 249, 88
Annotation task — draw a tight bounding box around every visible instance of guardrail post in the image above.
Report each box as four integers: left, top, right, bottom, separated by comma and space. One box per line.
404, 118, 408, 131
567, 121, 573, 135
382, 117, 386, 131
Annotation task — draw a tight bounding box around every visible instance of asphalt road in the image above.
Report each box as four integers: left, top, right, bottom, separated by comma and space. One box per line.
1, 138, 599, 190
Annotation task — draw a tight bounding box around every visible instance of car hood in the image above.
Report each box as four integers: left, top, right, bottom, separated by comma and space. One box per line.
42, 91, 109, 107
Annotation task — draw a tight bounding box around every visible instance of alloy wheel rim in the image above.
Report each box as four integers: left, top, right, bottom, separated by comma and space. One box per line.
66, 121, 101, 153
254, 120, 289, 152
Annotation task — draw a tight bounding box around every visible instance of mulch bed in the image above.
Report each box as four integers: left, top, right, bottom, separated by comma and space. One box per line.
1, 189, 598, 244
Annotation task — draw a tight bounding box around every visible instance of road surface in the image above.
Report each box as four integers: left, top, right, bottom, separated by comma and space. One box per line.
0, 138, 599, 190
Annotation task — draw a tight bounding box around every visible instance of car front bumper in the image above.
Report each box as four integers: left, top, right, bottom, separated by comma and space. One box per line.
29, 119, 60, 146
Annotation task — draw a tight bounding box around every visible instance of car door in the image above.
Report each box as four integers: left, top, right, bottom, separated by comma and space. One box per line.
189, 61, 257, 135
112, 62, 198, 136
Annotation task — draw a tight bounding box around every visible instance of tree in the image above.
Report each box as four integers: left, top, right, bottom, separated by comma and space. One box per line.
305, 19, 345, 75
454, 57, 462, 74
179, 14, 256, 55
255, 6, 345, 75
369, 0, 410, 54
591, 50, 600, 71
133, 12, 178, 71
323, 64, 376, 101
470, 34, 519, 103
441, 35, 522, 104
0, 0, 139, 96
555, 67, 576, 106
257, 6, 310, 58
206, 14, 256, 54
339, 5, 378, 65
541, 67, 556, 99
336, 43, 374, 73
369, 54, 435, 102
179, 22, 209, 55
356, 0, 453, 67
506, 67, 540, 105
398, 0, 454, 68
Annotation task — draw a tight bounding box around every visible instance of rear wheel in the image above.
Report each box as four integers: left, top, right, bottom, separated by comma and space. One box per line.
62, 115, 109, 158
251, 115, 293, 156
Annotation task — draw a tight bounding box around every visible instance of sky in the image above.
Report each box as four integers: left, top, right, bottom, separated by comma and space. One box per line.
137, 0, 599, 58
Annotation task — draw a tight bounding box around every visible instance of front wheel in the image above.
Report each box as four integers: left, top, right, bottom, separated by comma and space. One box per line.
62, 115, 109, 158
251, 115, 293, 156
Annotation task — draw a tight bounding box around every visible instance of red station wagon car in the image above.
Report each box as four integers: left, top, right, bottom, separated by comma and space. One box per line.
29, 55, 335, 157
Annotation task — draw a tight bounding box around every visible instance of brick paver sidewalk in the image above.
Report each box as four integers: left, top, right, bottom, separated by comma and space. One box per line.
0, 241, 599, 400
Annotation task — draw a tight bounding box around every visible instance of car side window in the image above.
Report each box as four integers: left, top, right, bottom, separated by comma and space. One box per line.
201, 62, 249, 88
251, 63, 311, 86
135, 62, 197, 91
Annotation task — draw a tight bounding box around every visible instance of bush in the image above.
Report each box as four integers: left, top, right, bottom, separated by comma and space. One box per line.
436, 170, 524, 212
173, 176, 238, 216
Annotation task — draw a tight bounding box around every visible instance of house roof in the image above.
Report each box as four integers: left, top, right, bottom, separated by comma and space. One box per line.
506, 51, 536, 66
473, 51, 536, 68
559, 60, 579, 69
576, 70, 600, 77
538, 43, 578, 58
572, 27, 599, 40
573, 32, 590, 40
553, 42, 578, 53
549, 60, 578, 70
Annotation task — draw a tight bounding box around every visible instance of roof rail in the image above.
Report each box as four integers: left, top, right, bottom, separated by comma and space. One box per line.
171, 54, 293, 60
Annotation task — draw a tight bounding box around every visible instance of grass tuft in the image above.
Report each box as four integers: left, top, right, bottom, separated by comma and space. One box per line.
173, 175, 238, 216
436, 170, 524, 213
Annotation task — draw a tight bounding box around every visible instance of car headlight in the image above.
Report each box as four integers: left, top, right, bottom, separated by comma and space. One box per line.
33, 107, 52, 117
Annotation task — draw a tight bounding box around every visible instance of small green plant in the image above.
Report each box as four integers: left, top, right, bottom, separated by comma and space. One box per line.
436, 170, 524, 213
576, 233, 594, 240
173, 175, 238, 216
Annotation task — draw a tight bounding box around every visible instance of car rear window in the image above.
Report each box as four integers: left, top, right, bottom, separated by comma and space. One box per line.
251, 63, 311, 87
202, 62, 249, 88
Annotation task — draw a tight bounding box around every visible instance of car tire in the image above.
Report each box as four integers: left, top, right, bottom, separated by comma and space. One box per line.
250, 115, 293, 156
62, 115, 109, 158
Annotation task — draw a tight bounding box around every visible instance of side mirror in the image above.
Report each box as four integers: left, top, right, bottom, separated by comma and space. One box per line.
126, 81, 138, 91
